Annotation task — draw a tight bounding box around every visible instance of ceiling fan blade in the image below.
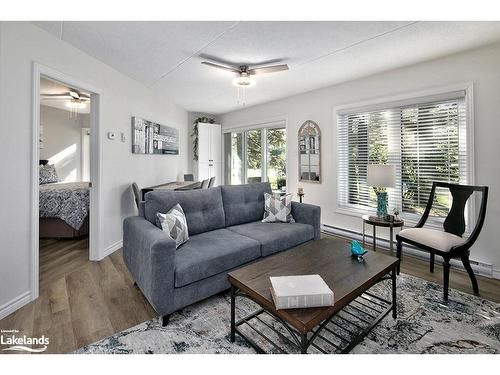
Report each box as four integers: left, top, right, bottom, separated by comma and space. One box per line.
249, 64, 289, 75
40, 94, 73, 99
201, 61, 240, 74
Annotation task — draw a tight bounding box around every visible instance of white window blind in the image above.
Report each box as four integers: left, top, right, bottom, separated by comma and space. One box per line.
337, 91, 468, 220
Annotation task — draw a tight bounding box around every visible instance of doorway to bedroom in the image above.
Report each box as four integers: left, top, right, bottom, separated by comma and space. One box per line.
32, 65, 102, 303
38, 76, 92, 285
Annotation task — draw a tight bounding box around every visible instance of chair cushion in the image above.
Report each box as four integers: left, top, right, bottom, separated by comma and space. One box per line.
227, 221, 314, 257
398, 227, 466, 252
221, 183, 272, 227
145, 187, 225, 236
174, 228, 261, 287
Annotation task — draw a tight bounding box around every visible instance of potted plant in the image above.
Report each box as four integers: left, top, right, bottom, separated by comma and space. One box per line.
276, 176, 287, 191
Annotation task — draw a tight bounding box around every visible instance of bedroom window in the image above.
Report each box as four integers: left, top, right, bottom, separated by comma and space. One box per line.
337, 88, 470, 223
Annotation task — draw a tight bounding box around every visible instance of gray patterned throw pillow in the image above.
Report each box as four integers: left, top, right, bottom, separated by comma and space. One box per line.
262, 193, 295, 223
157, 204, 189, 248
39, 164, 59, 184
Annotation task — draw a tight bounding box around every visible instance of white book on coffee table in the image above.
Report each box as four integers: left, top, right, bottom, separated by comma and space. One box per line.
269, 274, 334, 310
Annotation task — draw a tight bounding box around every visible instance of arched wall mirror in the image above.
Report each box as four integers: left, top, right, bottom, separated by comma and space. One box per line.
298, 120, 321, 183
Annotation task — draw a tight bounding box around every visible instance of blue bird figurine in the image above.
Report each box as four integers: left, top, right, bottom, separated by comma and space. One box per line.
351, 240, 368, 262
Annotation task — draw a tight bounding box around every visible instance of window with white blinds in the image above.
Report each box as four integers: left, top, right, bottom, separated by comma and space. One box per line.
337, 90, 469, 220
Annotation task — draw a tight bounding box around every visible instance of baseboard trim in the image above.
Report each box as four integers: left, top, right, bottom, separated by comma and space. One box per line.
101, 240, 123, 259
493, 269, 500, 280
322, 224, 496, 279
0, 291, 32, 320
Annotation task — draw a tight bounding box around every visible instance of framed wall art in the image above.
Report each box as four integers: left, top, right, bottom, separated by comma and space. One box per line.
131, 116, 179, 155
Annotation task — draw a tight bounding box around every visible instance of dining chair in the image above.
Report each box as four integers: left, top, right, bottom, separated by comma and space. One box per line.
131, 182, 141, 210
208, 176, 216, 187
184, 174, 194, 182
200, 178, 210, 189
396, 182, 488, 301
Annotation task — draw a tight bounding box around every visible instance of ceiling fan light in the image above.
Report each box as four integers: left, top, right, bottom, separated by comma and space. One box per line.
65, 100, 86, 109
232, 75, 255, 87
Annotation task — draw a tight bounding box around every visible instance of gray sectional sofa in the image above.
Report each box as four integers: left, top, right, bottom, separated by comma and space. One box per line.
123, 182, 321, 325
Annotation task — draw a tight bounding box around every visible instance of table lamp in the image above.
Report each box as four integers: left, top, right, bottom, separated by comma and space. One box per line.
367, 164, 395, 217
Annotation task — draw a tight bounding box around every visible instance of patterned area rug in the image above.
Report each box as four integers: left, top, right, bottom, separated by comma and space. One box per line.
75, 273, 500, 354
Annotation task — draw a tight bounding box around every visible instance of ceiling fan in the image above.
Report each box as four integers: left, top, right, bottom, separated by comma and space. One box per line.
41, 89, 90, 117
201, 60, 289, 87
41, 89, 90, 102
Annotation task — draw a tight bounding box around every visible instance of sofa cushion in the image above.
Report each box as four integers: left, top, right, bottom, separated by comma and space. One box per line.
262, 193, 295, 223
227, 221, 315, 257
174, 228, 261, 287
221, 182, 272, 227
156, 203, 189, 249
145, 187, 225, 236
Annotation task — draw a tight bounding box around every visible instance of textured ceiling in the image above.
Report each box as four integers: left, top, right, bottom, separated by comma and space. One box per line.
34, 21, 500, 114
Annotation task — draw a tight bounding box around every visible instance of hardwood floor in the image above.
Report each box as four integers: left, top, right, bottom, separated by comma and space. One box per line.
0, 233, 499, 354
0, 238, 155, 354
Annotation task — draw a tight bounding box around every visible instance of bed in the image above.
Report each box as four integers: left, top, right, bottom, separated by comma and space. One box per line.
39, 161, 90, 238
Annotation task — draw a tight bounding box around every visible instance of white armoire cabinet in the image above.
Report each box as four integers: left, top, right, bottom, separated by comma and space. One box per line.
196, 123, 222, 186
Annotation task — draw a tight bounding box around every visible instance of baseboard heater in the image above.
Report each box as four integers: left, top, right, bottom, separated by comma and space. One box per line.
322, 224, 494, 279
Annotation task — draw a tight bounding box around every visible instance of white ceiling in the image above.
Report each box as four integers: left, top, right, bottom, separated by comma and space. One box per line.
34, 21, 500, 114
40, 77, 91, 114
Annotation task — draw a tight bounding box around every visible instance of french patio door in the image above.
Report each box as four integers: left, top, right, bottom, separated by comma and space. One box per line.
225, 125, 286, 190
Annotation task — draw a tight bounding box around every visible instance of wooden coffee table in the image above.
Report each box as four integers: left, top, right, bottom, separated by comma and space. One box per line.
228, 237, 399, 354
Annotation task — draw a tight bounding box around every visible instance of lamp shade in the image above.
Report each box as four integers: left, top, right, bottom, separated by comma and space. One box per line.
367, 164, 395, 188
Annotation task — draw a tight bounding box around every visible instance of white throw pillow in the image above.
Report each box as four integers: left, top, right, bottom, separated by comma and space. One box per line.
156, 203, 189, 248
262, 193, 295, 223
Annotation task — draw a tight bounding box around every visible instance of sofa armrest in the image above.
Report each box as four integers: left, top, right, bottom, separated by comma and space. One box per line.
291, 201, 321, 240
123, 216, 176, 315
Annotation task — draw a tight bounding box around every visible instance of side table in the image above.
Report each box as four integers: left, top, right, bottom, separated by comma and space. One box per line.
362, 214, 404, 254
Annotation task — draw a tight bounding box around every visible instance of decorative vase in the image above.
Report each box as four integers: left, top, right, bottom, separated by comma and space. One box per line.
376, 191, 388, 217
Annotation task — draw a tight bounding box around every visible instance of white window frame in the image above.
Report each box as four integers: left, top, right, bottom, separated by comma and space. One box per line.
334, 82, 475, 229
222, 117, 288, 188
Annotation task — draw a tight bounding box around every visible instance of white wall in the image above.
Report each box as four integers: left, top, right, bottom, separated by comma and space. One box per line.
219, 41, 500, 279
40, 105, 89, 182
0, 22, 189, 317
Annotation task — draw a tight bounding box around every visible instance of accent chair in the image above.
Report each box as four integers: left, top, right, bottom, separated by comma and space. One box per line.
396, 182, 488, 301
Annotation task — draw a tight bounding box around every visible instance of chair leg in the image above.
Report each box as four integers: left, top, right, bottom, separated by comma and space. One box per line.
461, 254, 480, 296
443, 259, 450, 301
396, 239, 402, 275
429, 252, 435, 273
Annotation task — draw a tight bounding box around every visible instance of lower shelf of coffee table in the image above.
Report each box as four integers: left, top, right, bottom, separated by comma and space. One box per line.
234, 291, 393, 354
